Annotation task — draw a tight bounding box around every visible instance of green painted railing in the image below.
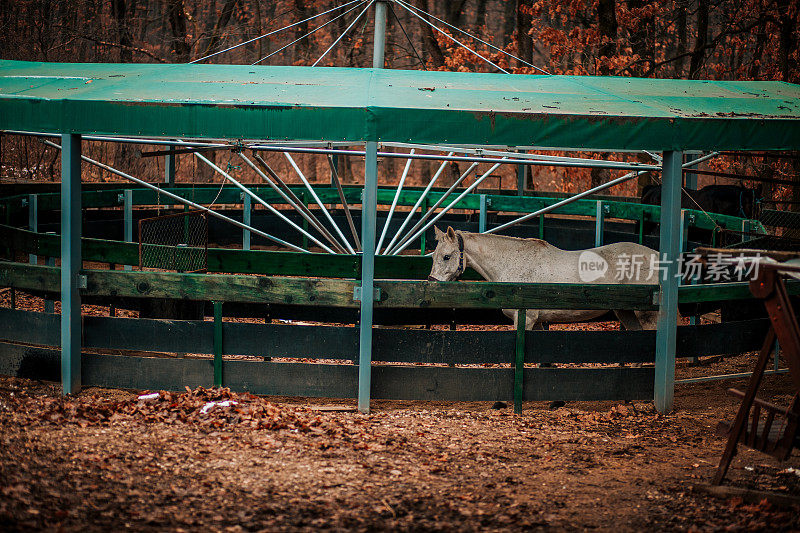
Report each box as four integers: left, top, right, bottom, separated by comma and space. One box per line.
0, 185, 753, 233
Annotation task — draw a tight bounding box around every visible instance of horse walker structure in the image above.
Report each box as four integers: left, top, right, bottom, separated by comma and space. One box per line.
1, 3, 800, 414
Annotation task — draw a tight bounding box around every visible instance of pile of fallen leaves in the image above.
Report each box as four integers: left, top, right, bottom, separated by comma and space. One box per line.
6, 386, 325, 432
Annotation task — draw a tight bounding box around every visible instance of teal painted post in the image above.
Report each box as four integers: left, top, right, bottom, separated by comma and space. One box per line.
539, 214, 545, 239
517, 163, 526, 196
420, 198, 428, 254
514, 309, 526, 414
301, 191, 309, 250
28, 194, 37, 265
594, 201, 605, 247
330, 154, 339, 187
123, 189, 132, 271
655, 150, 683, 413
44, 255, 55, 313
61, 133, 82, 395
479, 194, 487, 233
638, 211, 645, 244
358, 144, 379, 413
684, 153, 698, 190
213, 301, 223, 387
165, 147, 176, 186
242, 193, 251, 251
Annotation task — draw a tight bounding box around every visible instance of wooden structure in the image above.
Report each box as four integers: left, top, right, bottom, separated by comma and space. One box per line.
714, 265, 800, 484
1, 34, 799, 412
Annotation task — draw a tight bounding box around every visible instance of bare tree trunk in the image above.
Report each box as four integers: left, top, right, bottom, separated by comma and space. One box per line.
414, 0, 445, 68
167, 0, 190, 62
293, 0, 309, 64
627, 0, 654, 76
674, 4, 687, 77
748, 17, 767, 80
688, 0, 708, 79
597, 0, 617, 75
111, 0, 135, 62
778, 2, 796, 83
444, 0, 468, 29
503, 0, 517, 48
516, 0, 533, 67
201, 0, 238, 59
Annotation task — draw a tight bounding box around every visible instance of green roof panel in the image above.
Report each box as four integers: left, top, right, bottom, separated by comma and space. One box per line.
1, 60, 799, 150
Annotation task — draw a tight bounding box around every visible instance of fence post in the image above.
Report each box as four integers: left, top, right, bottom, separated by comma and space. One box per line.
420, 197, 428, 255
684, 153, 698, 190
28, 194, 38, 265
242, 193, 251, 251
655, 150, 683, 413
594, 201, 605, 247
358, 141, 379, 414
165, 147, 176, 186
44, 254, 55, 313
213, 301, 223, 387
61, 133, 82, 395
123, 189, 132, 271
514, 309, 526, 414
479, 194, 487, 233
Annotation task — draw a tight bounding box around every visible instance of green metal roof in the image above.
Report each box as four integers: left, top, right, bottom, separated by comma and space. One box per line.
1, 60, 799, 150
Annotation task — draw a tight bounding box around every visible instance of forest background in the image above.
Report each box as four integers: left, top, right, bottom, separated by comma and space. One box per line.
0, 0, 798, 200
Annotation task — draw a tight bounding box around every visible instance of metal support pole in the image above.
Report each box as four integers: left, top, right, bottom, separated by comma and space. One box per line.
358, 4, 386, 413
514, 309, 526, 414
775, 340, 781, 372
28, 194, 37, 265
123, 189, 132, 271
359, 142, 379, 414
373, 2, 388, 68
517, 158, 526, 197
61, 134, 82, 395
655, 150, 683, 414
165, 147, 176, 186
213, 301, 223, 387
479, 194, 488, 233
242, 193, 251, 251
684, 153, 698, 190
44, 255, 55, 313
594, 201, 605, 248
330, 153, 338, 187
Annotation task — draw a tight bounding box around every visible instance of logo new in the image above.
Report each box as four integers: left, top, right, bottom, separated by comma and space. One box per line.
578, 250, 608, 282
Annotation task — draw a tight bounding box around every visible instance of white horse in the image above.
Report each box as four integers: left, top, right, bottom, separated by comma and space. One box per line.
428, 226, 660, 331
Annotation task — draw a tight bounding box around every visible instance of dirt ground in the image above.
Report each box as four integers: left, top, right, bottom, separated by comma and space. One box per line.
2, 354, 800, 532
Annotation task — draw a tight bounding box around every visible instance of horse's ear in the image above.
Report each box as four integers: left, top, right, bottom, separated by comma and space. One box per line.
434, 226, 444, 240
446, 226, 457, 241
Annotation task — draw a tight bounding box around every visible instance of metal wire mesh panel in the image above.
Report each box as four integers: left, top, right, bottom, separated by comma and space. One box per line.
725, 208, 800, 251
139, 211, 208, 272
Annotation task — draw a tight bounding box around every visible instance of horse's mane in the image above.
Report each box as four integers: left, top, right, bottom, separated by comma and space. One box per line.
459, 231, 549, 247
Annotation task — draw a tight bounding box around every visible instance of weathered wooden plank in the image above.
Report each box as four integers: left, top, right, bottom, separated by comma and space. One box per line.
0, 341, 653, 401
0, 341, 61, 382
224, 322, 358, 359
83, 315, 214, 354
377, 280, 659, 310
0, 307, 59, 346
678, 282, 800, 303
0, 263, 660, 309
676, 319, 769, 357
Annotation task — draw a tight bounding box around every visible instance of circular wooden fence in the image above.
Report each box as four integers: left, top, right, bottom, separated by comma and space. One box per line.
0, 185, 782, 406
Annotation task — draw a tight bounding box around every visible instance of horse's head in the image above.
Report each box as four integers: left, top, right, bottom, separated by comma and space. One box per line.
428, 226, 465, 282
